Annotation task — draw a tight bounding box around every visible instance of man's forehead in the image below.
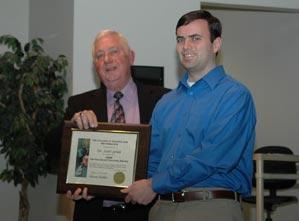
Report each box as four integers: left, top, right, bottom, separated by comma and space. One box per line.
96, 35, 120, 46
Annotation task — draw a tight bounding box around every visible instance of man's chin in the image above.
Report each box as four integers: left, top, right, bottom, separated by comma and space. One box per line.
104, 80, 122, 90
182, 63, 195, 70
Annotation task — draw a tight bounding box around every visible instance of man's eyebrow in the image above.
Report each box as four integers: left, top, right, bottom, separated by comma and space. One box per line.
176, 33, 202, 38
188, 33, 202, 38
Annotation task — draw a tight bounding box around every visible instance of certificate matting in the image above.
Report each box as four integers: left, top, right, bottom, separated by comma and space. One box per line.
56, 121, 151, 199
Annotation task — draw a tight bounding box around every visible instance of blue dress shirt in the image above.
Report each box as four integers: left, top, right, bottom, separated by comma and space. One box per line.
148, 66, 256, 197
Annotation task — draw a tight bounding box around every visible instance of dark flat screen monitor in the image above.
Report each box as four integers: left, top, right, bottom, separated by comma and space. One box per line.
131, 65, 164, 86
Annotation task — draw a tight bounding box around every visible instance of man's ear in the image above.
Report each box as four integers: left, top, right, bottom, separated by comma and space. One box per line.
129, 50, 135, 65
212, 37, 222, 54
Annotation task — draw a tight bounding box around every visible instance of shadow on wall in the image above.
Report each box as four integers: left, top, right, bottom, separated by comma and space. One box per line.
57, 195, 74, 221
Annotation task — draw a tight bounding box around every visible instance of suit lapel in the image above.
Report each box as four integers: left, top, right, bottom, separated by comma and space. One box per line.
137, 83, 150, 124
90, 87, 108, 122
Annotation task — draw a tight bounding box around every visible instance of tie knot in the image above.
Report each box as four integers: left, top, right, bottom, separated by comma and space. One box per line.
114, 91, 123, 101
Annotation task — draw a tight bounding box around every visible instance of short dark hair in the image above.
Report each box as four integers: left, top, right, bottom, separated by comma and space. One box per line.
176, 10, 222, 42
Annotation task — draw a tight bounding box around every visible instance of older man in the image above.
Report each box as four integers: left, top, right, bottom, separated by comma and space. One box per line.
47, 29, 169, 221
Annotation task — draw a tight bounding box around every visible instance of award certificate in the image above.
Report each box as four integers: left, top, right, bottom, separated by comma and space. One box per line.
56, 121, 151, 199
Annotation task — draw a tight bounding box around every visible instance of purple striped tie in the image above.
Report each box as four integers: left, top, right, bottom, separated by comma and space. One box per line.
110, 91, 125, 123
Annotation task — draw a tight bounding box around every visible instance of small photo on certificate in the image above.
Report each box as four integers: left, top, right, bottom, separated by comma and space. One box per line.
74, 138, 90, 178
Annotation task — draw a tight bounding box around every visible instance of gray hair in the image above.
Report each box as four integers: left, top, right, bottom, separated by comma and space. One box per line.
92, 29, 131, 58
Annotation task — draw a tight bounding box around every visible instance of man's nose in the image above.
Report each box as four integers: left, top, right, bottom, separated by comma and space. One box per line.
182, 39, 192, 49
104, 52, 113, 63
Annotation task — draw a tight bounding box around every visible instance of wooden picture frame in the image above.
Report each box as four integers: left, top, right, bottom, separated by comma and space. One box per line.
56, 121, 151, 200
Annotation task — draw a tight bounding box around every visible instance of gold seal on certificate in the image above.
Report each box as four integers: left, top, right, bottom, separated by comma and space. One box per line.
113, 172, 125, 184
56, 121, 151, 199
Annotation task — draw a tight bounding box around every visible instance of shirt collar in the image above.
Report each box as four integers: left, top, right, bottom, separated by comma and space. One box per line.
178, 65, 226, 91
107, 77, 136, 103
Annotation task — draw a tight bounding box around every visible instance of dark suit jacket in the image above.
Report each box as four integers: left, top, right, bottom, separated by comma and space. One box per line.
46, 82, 170, 221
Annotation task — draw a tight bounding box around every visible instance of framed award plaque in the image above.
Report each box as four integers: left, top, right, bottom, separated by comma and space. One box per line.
56, 121, 151, 199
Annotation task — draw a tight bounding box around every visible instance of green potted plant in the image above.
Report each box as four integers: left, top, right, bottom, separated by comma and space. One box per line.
0, 35, 68, 221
